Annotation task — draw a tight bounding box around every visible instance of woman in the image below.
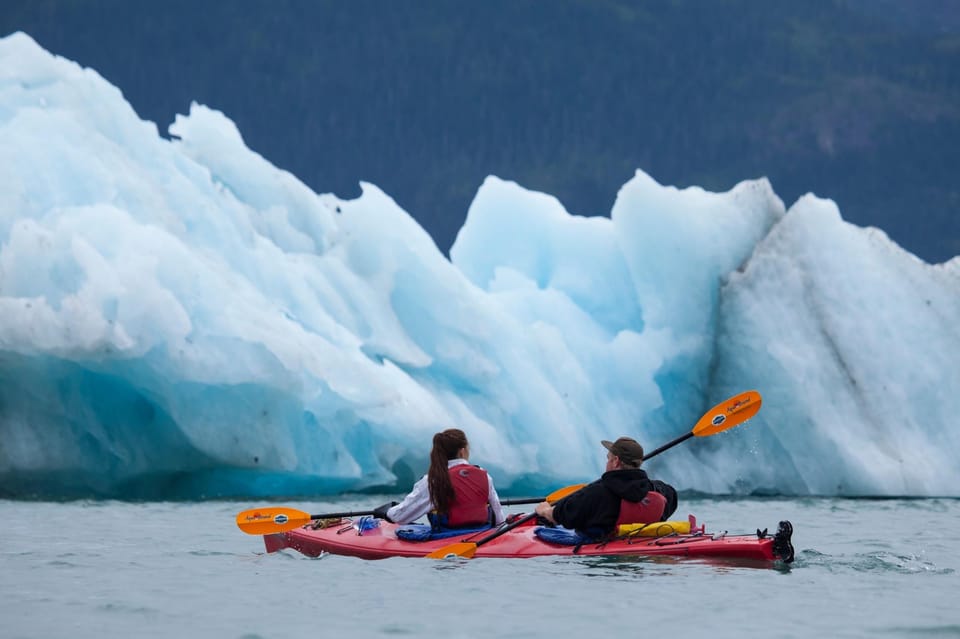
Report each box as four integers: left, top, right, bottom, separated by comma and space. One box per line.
373, 429, 506, 528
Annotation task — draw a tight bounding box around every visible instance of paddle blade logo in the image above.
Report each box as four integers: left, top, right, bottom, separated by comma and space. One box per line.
692, 390, 762, 436
725, 396, 751, 414
274, 514, 289, 525
245, 511, 271, 521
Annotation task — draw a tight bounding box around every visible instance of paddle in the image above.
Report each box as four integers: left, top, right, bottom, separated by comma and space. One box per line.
236, 507, 378, 535
235, 483, 588, 535
425, 389, 762, 559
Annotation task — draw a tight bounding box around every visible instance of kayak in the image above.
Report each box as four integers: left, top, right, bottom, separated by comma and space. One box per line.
245, 392, 784, 563
262, 514, 795, 563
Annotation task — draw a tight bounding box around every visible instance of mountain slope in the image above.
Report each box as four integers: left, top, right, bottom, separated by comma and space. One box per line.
3, 0, 958, 261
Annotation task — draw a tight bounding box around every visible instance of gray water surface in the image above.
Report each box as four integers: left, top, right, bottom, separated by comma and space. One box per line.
2, 497, 958, 638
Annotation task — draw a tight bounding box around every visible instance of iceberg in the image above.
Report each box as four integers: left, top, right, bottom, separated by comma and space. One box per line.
1, 32, 957, 499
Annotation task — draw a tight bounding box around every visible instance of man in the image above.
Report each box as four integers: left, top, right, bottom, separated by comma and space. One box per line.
534, 437, 678, 538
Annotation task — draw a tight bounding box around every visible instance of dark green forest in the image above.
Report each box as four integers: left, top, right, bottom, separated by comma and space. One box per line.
3, 0, 959, 262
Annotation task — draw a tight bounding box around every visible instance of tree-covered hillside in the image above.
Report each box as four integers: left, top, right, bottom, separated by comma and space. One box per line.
3, 0, 959, 261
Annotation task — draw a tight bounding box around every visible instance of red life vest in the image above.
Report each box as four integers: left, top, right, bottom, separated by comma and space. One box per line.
615, 491, 667, 527
444, 464, 491, 527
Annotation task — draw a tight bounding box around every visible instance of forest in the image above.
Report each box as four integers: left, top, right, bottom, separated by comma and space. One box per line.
3, 0, 958, 262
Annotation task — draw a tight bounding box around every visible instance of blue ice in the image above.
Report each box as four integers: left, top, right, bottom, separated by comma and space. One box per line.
1, 33, 958, 498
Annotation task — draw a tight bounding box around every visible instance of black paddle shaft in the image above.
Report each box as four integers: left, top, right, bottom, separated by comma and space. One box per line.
307, 509, 377, 519
305, 497, 545, 522
641, 432, 694, 461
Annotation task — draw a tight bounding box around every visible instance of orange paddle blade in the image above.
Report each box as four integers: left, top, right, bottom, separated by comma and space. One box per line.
693, 390, 762, 437
236, 507, 311, 535
544, 483, 585, 502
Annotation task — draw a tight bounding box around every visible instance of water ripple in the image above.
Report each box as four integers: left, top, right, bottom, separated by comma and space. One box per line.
797, 549, 952, 574
875, 625, 960, 636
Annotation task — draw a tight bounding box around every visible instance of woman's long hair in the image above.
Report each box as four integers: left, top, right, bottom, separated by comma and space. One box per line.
427, 428, 468, 514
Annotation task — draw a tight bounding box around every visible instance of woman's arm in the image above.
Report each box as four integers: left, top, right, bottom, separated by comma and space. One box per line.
386, 475, 432, 524
487, 474, 506, 525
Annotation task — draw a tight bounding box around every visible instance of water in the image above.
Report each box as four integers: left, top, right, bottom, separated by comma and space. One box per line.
2, 497, 958, 639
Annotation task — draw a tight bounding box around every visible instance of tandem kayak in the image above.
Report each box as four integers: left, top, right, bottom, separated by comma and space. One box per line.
263, 514, 795, 563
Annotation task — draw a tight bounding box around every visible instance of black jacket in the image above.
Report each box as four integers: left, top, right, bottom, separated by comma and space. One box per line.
550, 468, 678, 537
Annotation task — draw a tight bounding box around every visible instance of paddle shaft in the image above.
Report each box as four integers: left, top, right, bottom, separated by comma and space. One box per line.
303, 497, 553, 519
299, 499, 538, 521
501, 497, 546, 506
641, 432, 694, 460
302, 509, 378, 520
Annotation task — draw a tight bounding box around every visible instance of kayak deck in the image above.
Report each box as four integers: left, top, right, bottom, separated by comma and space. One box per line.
263, 515, 795, 563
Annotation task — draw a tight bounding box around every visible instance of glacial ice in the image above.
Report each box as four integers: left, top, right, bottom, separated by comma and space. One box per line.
1, 32, 957, 498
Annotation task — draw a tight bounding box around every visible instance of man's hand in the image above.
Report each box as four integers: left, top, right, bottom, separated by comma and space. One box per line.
534, 501, 556, 524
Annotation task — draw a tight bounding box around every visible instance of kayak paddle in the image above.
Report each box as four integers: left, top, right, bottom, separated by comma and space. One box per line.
425, 389, 762, 559
235, 483, 588, 535
237, 506, 379, 535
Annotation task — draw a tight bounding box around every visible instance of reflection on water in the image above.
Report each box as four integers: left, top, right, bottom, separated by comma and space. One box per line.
429, 557, 473, 572
569, 553, 788, 578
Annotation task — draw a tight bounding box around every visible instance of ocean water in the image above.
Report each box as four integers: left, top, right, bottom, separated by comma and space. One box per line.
2, 497, 958, 639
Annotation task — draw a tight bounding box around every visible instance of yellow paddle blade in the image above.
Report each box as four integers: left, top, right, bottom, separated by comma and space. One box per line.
425, 542, 478, 559
693, 390, 762, 437
235, 507, 311, 535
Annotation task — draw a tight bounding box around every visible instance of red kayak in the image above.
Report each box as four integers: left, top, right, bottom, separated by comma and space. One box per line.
263, 514, 795, 563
